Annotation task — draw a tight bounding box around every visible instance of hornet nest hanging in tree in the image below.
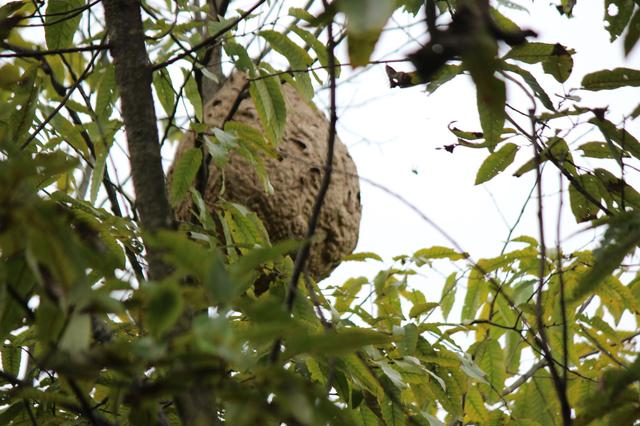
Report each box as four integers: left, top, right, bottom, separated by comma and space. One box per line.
170, 72, 361, 279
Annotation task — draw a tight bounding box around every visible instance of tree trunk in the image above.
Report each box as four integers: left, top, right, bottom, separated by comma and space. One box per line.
102, 0, 174, 281
103, 2, 219, 423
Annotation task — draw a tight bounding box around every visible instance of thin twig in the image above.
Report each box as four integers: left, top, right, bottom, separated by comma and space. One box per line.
530, 108, 572, 425
557, 167, 569, 387
502, 359, 547, 396
0, 42, 109, 58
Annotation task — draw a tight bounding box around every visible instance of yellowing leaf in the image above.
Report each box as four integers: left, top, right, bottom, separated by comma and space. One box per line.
476, 339, 505, 404
413, 246, 467, 263
409, 302, 438, 319
335, 276, 368, 313
343, 252, 383, 262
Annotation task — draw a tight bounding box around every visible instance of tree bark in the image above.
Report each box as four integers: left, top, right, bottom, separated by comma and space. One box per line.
103, 0, 174, 281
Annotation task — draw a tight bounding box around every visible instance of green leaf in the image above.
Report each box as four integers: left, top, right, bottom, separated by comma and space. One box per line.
476, 73, 506, 148
227, 240, 298, 297
559, 0, 577, 16
288, 7, 318, 25
502, 63, 554, 110
504, 42, 559, 63
338, 0, 396, 67
249, 69, 286, 144
145, 282, 184, 338
8, 68, 39, 147
222, 201, 271, 247
459, 355, 488, 384
449, 126, 485, 141
224, 121, 271, 153
505, 42, 574, 82
95, 66, 116, 121
540, 106, 591, 121
476, 339, 505, 404
291, 26, 329, 71
89, 149, 107, 204
203, 251, 235, 304
335, 277, 368, 313
624, 8, 640, 55
183, 70, 202, 121
381, 398, 406, 426
50, 112, 88, 156
461, 271, 487, 322
340, 353, 384, 400
582, 67, 640, 90
378, 361, 408, 390
259, 30, 314, 100
224, 38, 255, 73
150, 230, 210, 279
343, 252, 383, 262
569, 213, 640, 303
169, 147, 202, 207
578, 141, 629, 159
475, 143, 518, 185
153, 68, 176, 116
569, 175, 605, 223
425, 64, 462, 94
604, 0, 635, 41
490, 6, 525, 32
1, 344, 21, 377
541, 43, 573, 83
286, 328, 391, 358
590, 116, 640, 159
413, 246, 467, 263
513, 137, 574, 177
440, 273, 457, 321
0, 63, 20, 90
45, 0, 84, 50
465, 385, 489, 424
59, 313, 91, 353
0, 404, 26, 424
356, 406, 380, 426
409, 302, 438, 319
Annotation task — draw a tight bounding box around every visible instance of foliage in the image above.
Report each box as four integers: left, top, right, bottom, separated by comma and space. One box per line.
0, 0, 640, 424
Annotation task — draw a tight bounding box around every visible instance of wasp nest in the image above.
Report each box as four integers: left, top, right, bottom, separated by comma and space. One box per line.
172, 73, 361, 279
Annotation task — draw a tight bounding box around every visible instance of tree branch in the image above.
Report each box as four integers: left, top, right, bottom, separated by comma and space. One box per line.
0, 42, 109, 58
530, 108, 572, 425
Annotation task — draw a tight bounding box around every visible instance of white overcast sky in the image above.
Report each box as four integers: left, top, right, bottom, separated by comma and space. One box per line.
322, 1, 640, 288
